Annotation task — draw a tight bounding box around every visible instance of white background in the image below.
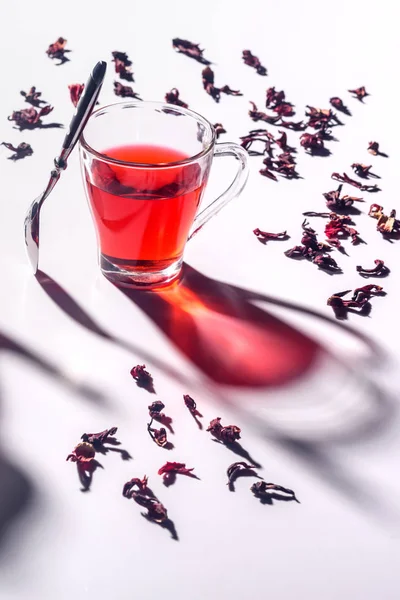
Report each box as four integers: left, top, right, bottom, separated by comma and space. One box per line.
0, 1, 400, 598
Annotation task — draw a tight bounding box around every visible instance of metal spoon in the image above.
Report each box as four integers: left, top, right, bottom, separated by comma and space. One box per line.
24, 60, 107, 273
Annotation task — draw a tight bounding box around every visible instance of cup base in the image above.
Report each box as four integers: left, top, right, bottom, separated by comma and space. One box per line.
100, 254, 182, 289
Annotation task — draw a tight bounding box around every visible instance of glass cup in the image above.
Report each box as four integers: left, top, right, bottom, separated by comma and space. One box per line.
79, 101, 249, 288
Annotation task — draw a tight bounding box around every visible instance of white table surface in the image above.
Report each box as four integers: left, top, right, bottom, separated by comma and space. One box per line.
0, 1, 400, 598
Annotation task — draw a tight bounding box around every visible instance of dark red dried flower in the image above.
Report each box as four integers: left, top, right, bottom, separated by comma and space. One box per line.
348, 86, 368, 101
305, 106, 339, 130
285, 220, 340, 272
130, 364, 155, 393
329, 97, 350, 115
172, 38, 210, 64
183, 394, 197, 412
81, 427, 118, 448
331, 172, 379, 192
207, 417, 241, 444
351, 163, 379, 179
8, 105, 54, 130
273, 103, 294, 117
265, 87, 286, 108
46, 37, 70, 64
260, 153, 299, 180
202, 67, 241, 103
327, 285, 384, 318
300, 132, 325, 153
20, 86, 46, 107
368, 204, 400, 235
158, 462, 195, 477
122, 476, 149, 497
242, 50, 267, 75
279, 119, 306, 131
112, 51, 134, 82
147, 421, 168, 448
227, 462, 258, 487
325, 213, 362, 245
1, 142, 33, 161
114, 81, 141, 99
251, 481, 300, 503
165, 88, 188, 108
240, 129, 275, 155
148, 400, 166, 419
322, 184, 363, 211
356, 259, 388, 277
68, 83, 84, 107
249, 102, 281, 125
253, 228, 288, 243
368, 141, 387, 157
66, 441, 96, 465
214, 123, 226, 139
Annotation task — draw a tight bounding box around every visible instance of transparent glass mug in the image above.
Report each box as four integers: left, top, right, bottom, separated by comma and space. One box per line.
79, 101, 249, 288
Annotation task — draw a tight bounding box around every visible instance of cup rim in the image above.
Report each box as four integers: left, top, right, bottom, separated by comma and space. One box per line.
80, 100, 216, 168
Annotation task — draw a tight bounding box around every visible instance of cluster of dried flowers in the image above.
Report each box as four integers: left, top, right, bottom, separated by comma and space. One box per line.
112, 50, 141, 100
327, 285, 385, 318
285, 220, 341, 272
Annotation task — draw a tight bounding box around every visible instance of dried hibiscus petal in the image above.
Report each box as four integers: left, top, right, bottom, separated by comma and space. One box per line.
165, 88, 188, 108
368, 141, 387, 157
325, 214, 362, 245
285, 220, 340, 272
265, 87, 286, 108
356, 259, 388, 277
329, 97, 350, 115
227, 462, 258, 488
323, 184, 363, 211
348, 86, 368, 101
242, 50, 267, 75
8, 106, 54, 131
46, 37, 70, 65
122, 475, 149, 497
251, 481, 300, 503
114, 81, 141, 99
249, 102, 281, 125
214, 123, 226, 139
253, 228, 288, 243
172, 38, 211, 64
158, 462, 196, 477
273, 103, 295, 117
331, 172, 380, 192
368, 204, 399, 235
240, 129, 275, 155
112, 51, 134, 82
207, 417, 241, 444
202, 67, 241, 103
300, 132, 325, 154
1, 142, 33, 161
81, 427, 118, 448
20, 86, 46, 107
68, 83, 84, 107
327, 285, 383, 318
148, 400, 165, 419
147, 420, 169, 448
130, 364, 155, 393
351, 163, 379, 179
279, 119, 306, 131
66, 441, 95, 464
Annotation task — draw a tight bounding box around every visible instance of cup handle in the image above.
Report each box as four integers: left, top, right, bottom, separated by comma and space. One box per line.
188, 142, 249, 240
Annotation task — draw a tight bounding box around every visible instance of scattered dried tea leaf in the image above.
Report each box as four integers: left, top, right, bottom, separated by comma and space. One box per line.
158, 462, 196, 478
112, 51, 134, 81
249, 102, 281, 125
227, 462, 259, 489
325, 213, 362, 246
323, 184, 363, 211
207, 417, 241, 444
242, 50, 267, 75
327, 285, 384, 318
305, 106, 340, 131
122, 476, 149, 496
351, 163, 379, 179
172, 38, 211, 64
260, 153, 299, 179
300, 132, 325, 154
165, 88, 188, 108
356, 259, 388, 277
46, 37, 70, 65
20, 86, 46, 107
253, 228, 288, 243
240, 129, 275, 155
68, 83, 84, 107
367, 141, 387, 157
81, 427, 118, 448
285, 220, 341, 272
1, 141, 33, 161
130, 364, 155, 393
123, 477, 168, 523
8, 105, 54, 131
114, 81, 141, 99
331, 172, 380, 192
329, 97, 351, 115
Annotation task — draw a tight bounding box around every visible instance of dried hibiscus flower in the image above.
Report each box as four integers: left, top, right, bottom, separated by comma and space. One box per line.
227, 462, 259, 491
123, 478, 168, 523
165, 88, 188, 108
325, 213, 362, 246
67, 441, 95, 465
331, 172, 380, 192
356, 259, 389, 278
202, 67, 242, 103
148, 420, 170, 448
260, 153, 299, 180
68, 83, 84, 107
300, 132, 325, 154
351, 163, 379, 179
305, 106, 340, 130
46, 37, 70, 64
368, 141, 387, 157
327, 285, 384, 318
253, 228, 288, 243
251, 481, 300, 503
112, 51, 134, 81
183, 394, 202, 417
348, 86, 368, 102
122, 475, 149, 497
158, 462, 198, 486
368, 204, 400, 236
114, 81, 141, 99
20, 86, 46, 107
130, 364, 155, 393
285, 220, 340, 272
8, 105, 54, 131
148, 400, 166, 419
207, 417, 241, 444
323, 184, 363, 212
81, 427, 118, 448
240, 129, 275, 155
172, 38, 211, 64
279, 119, 306, 131
67, 441, 102, 491
214, 123, 226, 139
1, 142, 33, 161
242, 50, 267, 75
249, 102, 281, 125
329, 97, 351, 115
